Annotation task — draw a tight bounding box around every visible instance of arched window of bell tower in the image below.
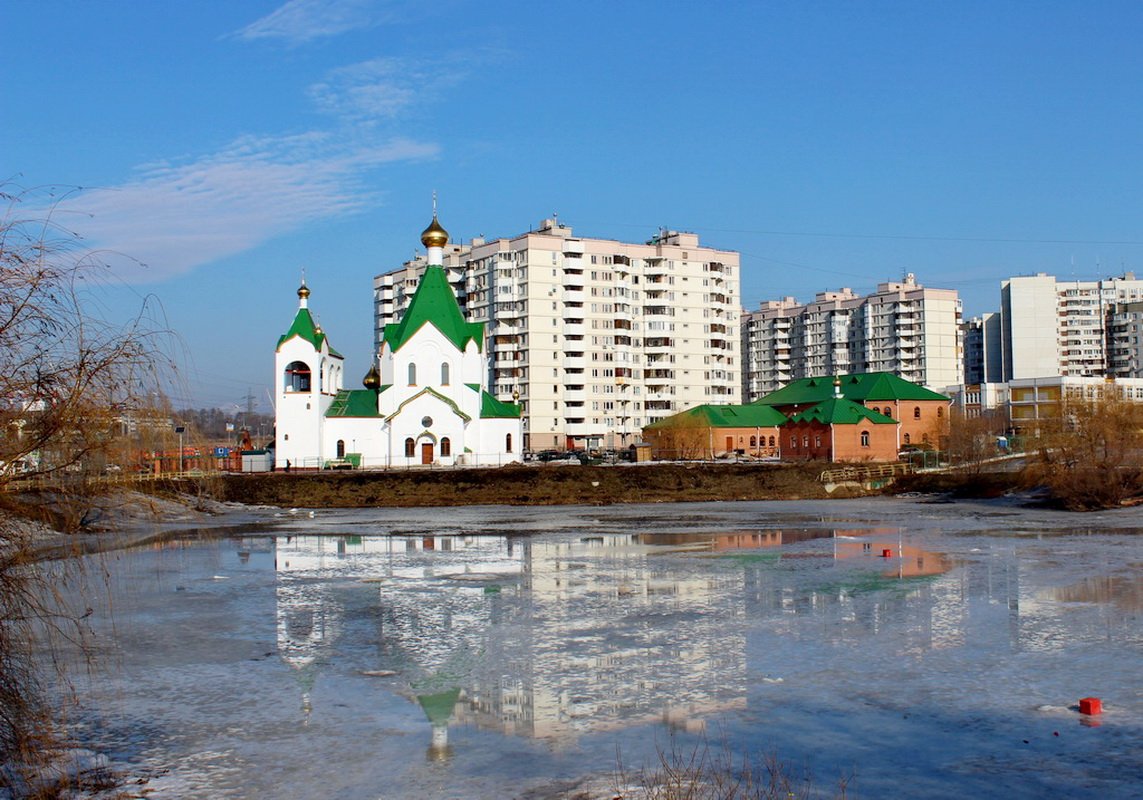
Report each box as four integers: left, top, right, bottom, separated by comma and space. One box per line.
284, 361, 311, 392
408, 363, 417, 386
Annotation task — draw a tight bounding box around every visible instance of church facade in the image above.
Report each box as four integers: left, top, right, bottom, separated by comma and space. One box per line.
274, 215, 523, 469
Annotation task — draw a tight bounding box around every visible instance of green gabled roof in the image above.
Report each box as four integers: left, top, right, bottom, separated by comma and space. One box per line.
753, 372, 948, 407
645, 403, 787, 430
325, 389, 382, 418
480, 390, 522, 419
381, 266, 484, 354
277, 307, 343, 357
787, 397, 896, 425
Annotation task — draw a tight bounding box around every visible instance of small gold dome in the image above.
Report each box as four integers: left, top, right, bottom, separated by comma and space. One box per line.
363, 364, 381, 390
297, 282, 310, 299
421, 215, 449, 249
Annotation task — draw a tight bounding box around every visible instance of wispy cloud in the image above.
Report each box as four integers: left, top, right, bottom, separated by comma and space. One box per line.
232, 0, 392, 44
62, 133, 437, 283
308, 57, 465, 122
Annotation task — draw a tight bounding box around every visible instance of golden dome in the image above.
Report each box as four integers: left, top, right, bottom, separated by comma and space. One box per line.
421, 215, 449, 249
363, 364, 381, 390
297, 282, 310, 299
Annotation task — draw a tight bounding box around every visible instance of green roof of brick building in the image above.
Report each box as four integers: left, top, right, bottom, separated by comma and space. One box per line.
786, 397, 896, 425
753, 372, 948, 407
380, 265, 484, 354
645, 403, 787, 430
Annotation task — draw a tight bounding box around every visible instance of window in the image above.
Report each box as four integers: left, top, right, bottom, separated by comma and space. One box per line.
936, 406, 944, 418
440, 437, 451, 457
769, 436, 775, 447
904, 433, 911, 444
790, 436, 797, 449
815, 435, 822, 448
883, 407, 892, 417
284, 361, 311, 392
750, 436, 757, 447
441, 362, 450, 385
506, 433, 513, 453
408, 363, 417, 386
336, 440, 345, 458
404, 438, 415, 457
861, 430, 870, 447
802, 435, 809, 447
913, 406, 921, 419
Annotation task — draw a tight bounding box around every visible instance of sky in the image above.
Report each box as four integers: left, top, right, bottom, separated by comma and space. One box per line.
5, 1, 1143, 412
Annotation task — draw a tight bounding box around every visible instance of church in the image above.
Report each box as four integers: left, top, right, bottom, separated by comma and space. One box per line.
273, 214, 523, 469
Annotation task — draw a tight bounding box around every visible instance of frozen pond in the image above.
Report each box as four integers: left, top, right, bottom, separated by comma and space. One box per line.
57, 497, 1142, 798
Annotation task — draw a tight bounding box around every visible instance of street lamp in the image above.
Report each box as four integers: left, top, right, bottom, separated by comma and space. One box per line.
175, 425, 186, 473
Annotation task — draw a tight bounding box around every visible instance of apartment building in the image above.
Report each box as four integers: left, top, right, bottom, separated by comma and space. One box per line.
373, 219, 741, 451
741, 274, 962, 401
1108, 300, 1143, 378
997, 272, 1143, 380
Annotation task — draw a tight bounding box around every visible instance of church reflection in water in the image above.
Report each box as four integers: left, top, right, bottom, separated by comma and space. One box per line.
268, 527, 963, 757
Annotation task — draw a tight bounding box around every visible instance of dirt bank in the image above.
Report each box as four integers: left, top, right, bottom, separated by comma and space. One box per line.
203, 462, 850, 508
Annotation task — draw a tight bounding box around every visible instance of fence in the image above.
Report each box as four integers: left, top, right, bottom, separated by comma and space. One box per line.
819, 462, 913, 484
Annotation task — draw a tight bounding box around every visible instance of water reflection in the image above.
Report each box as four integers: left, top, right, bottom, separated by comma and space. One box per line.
267, 527, 964, 754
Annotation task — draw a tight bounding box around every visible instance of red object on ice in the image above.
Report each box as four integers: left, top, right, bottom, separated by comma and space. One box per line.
881, 548, 893, 558
1079, 697, 1102, 715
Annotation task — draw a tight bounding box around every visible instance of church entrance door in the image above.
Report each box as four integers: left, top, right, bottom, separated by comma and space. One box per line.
421, 443, 433, 465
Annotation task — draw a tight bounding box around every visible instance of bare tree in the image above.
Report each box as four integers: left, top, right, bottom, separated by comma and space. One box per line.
0, 182, 176, 790
1026, 389, 1143, 509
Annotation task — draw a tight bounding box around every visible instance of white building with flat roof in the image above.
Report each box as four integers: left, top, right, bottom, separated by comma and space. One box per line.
997, 272, 1143, 380
741, 274, 962, 401
374, 218, 741, 452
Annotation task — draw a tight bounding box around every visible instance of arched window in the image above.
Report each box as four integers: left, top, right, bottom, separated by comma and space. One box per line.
790, 436, 797, 449
408, 363, 417, 386
937, 406, 944, 418
814, 435, 822, 448
750, 436, 757, 447
861, 430, 870, 447
883, 407, 892, 417
336, 439, 345, 458
440, 437, 451, 457
769, 435, 776, 447
802, 435, 809, 447
904, 433, 911, 444
404, 438, 415, 457
505, 433, 513, 453
284, 361, 311, 392
913, 406, 921, 419
441, 362, 450, 386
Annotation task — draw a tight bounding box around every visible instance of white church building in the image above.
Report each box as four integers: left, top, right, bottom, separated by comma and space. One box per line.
274, 214, 523, 469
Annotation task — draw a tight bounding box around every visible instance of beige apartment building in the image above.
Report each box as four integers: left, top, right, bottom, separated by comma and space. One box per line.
374, 218, 741, 452
741, 274, 962, 401
998, 272, 1143, 380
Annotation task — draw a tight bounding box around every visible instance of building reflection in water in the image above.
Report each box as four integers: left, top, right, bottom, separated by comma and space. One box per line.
267, 527, 1049, 755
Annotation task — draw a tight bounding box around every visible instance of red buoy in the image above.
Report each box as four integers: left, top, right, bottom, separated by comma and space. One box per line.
1079, 697, 1102, 715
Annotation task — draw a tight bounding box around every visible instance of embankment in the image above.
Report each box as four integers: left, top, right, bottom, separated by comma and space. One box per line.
203, 462, 848, 508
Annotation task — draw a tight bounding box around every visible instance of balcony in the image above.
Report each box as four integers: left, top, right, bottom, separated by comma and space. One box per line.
563, 323, 586, 337
564, 388, 586, 403
563, 289, 585, 304
563, 355, 586, 370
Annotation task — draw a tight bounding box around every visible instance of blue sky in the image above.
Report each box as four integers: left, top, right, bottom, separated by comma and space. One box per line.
5, 1, 1143, 411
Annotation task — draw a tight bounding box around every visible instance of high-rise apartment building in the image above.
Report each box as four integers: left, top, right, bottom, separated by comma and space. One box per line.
996, 272, 1143, 380
741, 274, 962, 401
373, 219, 741, 451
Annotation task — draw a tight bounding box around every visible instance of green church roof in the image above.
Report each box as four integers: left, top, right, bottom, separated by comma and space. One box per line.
480, 390, 523, 419
277, 307, 343, 357
754, 372, 948, 407
645, 403, 787, 430
787, 397, 896, 425
381, 266, 484, 354
325, 389, 383, 418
